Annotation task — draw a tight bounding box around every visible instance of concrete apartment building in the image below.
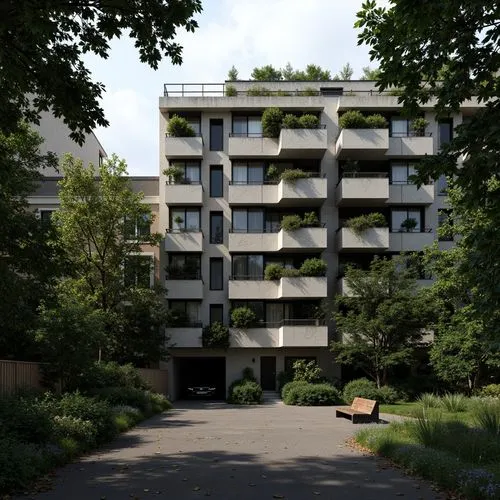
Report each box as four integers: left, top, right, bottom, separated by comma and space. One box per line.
160, 79, 479, 400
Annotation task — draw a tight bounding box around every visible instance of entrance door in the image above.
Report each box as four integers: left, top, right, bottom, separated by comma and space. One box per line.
260, 356, 276, 390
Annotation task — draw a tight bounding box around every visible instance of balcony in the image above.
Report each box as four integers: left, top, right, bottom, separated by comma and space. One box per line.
336, 173, 389, 206
278, 128, 328, 159
164, 136, 203, 159
228, 135, 278, 157
228, 227, 327, 253
167, 326, 203, 348
165, 279, 203, 299
336, 128, 389, 159
165, 182, 203, 205
228, 177, 327, 206
387, 136, 433, 157
388, 184, 434, 205
389, 230, 435, 252
228, 277, 327, 300
279, 323, 328, 347
164, 230, 203, 252
230, 327, 278, 348
337, 227, 389, 252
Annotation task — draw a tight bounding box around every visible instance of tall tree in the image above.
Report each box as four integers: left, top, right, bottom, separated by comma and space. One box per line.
356, 0, 500, 339
331, 257, 435, 387
334, 63, 354, 80
293, 64, 332, 81
227, 65, 239, 81
0, 0, 202, 144
251, 65, 283, 81
360, 66, 381, 80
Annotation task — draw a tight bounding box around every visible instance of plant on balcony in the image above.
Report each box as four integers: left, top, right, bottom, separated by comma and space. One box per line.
247, 85, 272, 96
266, 164, 280, 181
264, 263, 284, 281
343, 159, 360, 173
202, 321, 230, 349
167, 309, 190, 327
345, 212, 387, 235
302, 211, 320, 227
231, 307, 256, 329
300, 87, 319, 96
276, 90, 292, 96
298, 114, 320, 129
411, 117, 429, 136
299, 258, 327, 277
167, 115, 196, 137
364, 113, 388, 129
280, 168, 311, 183
262, 107, 284, 137
163, 165, 184, 184
281, 267, 301, 277
400, 217, 418, 232
339, 110, 367, 129
280, 214, 303, 232
281, 113, 300, 129
225, 84, 237, 96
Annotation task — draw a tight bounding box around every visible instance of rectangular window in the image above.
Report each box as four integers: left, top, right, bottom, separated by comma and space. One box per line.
438, 120, 453, 149
232, 115, 262, 137
391, 208, 422, 232
437, 174, 448, 195
231, 162, 265, 185
167, 254, 201, 279
210, 258, 223, 290
169, 300, 201, 327
40, 209, 55, 225
170, 208, 200, 232
210, 119, 223, 151
438, 209, 453, 241
124, 255, 153, 288
231, 255, 264, 280
210, 212, 223, 244
390, 118, 409, 137
210, 304, 224, 325
166, 161, 200, 184
232, 209, 264, 233
125, 214, 151, 239
210, 166, 223, 197
391, 162, 417, 184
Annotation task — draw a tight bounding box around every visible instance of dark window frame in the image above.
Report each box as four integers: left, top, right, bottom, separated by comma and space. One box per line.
170, 208, 201, 232
209, 304, 224, 325
210, 211, 224, 244
438, 119, 453, 149
210, 119, 224, 151
167, 254, 202, 280
167, 160, 201, 184
124, 254, 153, 288
390, 207, 425, 232
231, 114, 263, 137
210, 165, 223, 197
210, 257, 223, 290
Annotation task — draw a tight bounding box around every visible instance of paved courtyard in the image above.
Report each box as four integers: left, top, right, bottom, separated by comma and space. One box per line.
31, 401, 441, 500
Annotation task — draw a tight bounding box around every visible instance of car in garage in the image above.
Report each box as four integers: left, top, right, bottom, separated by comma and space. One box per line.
187, 384, 217, 398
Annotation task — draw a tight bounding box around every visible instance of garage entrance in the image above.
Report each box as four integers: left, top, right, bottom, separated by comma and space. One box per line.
176, 357, 226, 400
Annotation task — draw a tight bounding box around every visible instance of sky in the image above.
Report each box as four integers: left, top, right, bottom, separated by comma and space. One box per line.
83, 0, 383, 176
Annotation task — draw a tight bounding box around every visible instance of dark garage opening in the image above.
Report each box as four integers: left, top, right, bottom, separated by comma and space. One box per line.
177, 357, 226, 400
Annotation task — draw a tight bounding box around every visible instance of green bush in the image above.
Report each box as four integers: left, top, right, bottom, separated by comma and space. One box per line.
228, 380, 263, 404
299, 258, 327, 277
52, 415, 97, 450
292, 359, 324, 383
91, 386, 152, 415
77, 361, 150, 392
440, 393, 468, 412
343, 378, 379, 404
264, 263, 284, 280
280, 214, 303, 231
262, 107, 283, 137
417, 392, 442, 409
365, 114, 388, 128
298, 114, 320, 128
376, 386, 400, 404
282, 114, 300, 129
302, 211, 320, 227
480, 384, 500, 398
300, 87, 319, 96
281, 380, 309, 400
231, 307, 256, 329
247, 85, 271, 97
339, 110, 367, 129
280, 168, 311, 183
345, 212, 387, 235
281, 267, 301, 277
163, 165, 184, 184
225, 84, 237, 96
411, 117, 429, 136
472, 399, 500, 435
149, 393, 172, 413
167, 115, 196, 137
202, 321, 230, 348
266, 164, 279, 181
284, 383, 340, 406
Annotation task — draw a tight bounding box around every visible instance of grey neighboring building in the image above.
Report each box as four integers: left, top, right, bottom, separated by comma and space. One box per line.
159, 80, 480, 400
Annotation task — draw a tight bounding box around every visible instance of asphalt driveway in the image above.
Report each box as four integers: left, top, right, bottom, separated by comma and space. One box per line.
30, 400, 441, 500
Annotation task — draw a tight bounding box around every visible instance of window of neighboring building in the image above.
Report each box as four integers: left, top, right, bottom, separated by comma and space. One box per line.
169, 300, 201, 326
170, 208, 200, 232
210, 119, 223, 151
232, 254, 264, 280
210, 258, 223, 290
390, 117, 410, 137
438, 119, 453, 149
125, 214, 151, 239
167, 161, 201, 184
210, 165, 223, 197
167, 254, 201, 279
39, 209, 56, 225
231, 162, 265, 185
437, 174, 448, 195
391, 208, 423, 232
124, 254, 153, 288
232, 208, 264, 233
210, 212, 223, 244
210, 304, 224, 325
232, 115, 262, 137
391, 161, 418, 184
438, 209, 453, 241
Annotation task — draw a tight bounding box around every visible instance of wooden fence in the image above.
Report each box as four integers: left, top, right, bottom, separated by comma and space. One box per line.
0, 360, 168, 396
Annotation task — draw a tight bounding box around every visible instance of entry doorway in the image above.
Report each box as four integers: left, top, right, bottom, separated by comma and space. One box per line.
260, 356, 276, 390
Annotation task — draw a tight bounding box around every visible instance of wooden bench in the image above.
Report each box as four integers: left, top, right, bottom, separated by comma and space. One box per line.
336, 397, 379, 423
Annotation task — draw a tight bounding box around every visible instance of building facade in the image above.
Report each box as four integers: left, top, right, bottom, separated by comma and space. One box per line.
159, 80, 479, 400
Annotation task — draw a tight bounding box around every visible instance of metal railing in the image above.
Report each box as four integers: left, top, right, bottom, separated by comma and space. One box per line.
165, 179, 202, 185
165, 132, 202, 137
165, 270, 202, 280
229, 125, 326, 138
166, 228, 202, 234
390, 227, 433, 233
234, 318, 326, 328
229, 172, 323, 185
390, 131, 433, 138
229, 222, 325, 234
341, 171, 388, 178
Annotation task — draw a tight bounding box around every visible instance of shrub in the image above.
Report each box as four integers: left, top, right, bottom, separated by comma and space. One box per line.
472, 400, 500, 435
77, 361, 150, 392
52, 415, 97, 450
345, 212, 387, 235
480, 384, 500, 398
280, 214, 303, 231
411, 413, 444, 447
417, 392, 442, 409
339, 110, 367, 129
262, 107, 283, 137
281, 267, 301, 277
302, 211, 319, 227
225, 84, 237, 96
400, 217, 418, 232
281, 380, 310, 400
365, 114, 388, 128
264, 263, 284, 280
202, 321, 230, 348
376, 386, 400, 404
163, 165, 184, 183
284, 383, 340, 406
343, 378, 379, 404
231, 307, 256, 329
149, 393, 172, 413
298, 114, 320, 129
282, 114, 300, 129
247, 85, 271, 97
280, 168, 311, 183
440, 393, 468, 413
91, 386, 152, 415
293, 359, 324, 383
228, 380, 262, 404
266, 164, 279, 181
167, 115, 196, 137
299, 258, 327, 277
411, 117, 429, 136
300, 87, 319, 96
